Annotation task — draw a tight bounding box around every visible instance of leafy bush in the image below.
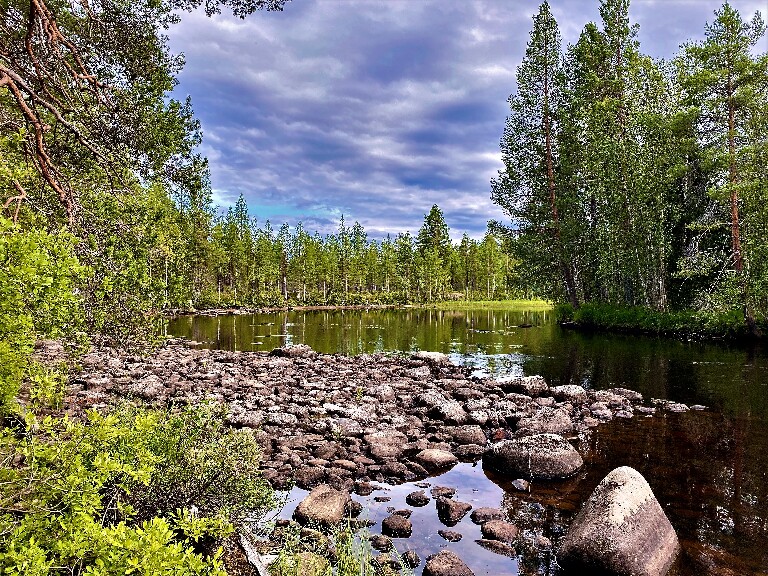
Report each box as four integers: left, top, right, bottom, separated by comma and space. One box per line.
0, 405, 272, 575
0, 217, 84, 415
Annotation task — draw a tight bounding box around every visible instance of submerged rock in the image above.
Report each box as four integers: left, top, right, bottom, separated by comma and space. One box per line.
558, 466, 679, 576
484, 434, 583, 480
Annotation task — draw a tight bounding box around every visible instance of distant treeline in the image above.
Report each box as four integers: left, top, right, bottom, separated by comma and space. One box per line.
169, 200, 521, 309
492, 1, 767, 333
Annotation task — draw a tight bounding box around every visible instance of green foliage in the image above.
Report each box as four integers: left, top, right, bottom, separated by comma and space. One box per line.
492, 1, 768, 332
0, 217, 84, 415
558, 302, 759, 339
0, 405, 272, 576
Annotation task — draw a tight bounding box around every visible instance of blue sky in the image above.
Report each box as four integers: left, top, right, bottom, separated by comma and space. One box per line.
167, 0, 767, 240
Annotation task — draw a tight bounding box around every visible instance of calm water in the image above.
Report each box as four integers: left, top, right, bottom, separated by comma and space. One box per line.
165, 307, 768, 574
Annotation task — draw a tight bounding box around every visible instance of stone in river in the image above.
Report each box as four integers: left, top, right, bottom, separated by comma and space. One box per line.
423, 550, 475, 576
293, 484, 351, 526
470, 507, 504, 524
405, 490, 430, 507
558, 466, 679, 576
415, 449, 458, 472
436, 496, 472, 526
480, 519, 519, 543
381, 514, 412, 538
483, 434, 583, 480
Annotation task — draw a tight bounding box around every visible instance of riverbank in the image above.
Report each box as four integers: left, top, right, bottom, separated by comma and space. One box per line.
55, 338, 709, 574
162, 299, 550, 318
557, 302, 766, 341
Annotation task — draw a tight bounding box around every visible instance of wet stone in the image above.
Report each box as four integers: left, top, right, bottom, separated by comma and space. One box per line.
470, 507, 505, 524
481, 520, 519, 543
401, 550, 421, 569
475, 539, 517, 557
438, 529, 463, 542
430, 486, 456, 499
511, 478, 530, 492
381, 514, 413, 538
406, 490, 430, 507
369, 534, 393, 552
423, 550, 475, 576
436, 496, 472, 526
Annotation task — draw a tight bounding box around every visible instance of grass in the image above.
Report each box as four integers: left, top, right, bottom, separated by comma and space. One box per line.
556, 302, 764, 340
428, 299, 552, 311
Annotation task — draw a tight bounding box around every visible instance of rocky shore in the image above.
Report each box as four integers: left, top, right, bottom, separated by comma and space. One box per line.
57, 340, 691, 574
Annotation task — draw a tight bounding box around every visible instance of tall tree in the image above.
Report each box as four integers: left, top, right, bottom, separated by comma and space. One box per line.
679, 2, 767, 332
491, 2, 579, 306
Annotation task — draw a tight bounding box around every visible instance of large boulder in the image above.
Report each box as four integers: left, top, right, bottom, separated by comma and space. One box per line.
558, 466, 679, 576
293, 484, 352, 526
550, 385, 588, 404
483, 434, 583, 480
497, 375, 548, 397
423, 550, 474, 576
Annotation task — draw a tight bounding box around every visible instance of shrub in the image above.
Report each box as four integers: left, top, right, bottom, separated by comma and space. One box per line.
0, 405, 272, 575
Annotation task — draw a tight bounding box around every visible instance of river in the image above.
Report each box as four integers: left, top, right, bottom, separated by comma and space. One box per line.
165, 306, 768, 575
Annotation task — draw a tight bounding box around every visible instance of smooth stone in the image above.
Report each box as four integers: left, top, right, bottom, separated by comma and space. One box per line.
415, 449, 458, 472
558, 466, 679, 576
381, 514, 413, 538
470, 507, 505, 524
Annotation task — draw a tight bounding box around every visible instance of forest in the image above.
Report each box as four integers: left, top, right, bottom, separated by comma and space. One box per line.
492, 1, 767, 334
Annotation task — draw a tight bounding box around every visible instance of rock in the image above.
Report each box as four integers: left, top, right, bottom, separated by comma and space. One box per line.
436, 496, 472, 526
450, 425, 487, 445
294, 466, 325, 489
558, 466, 679, 576
393, 509, 412, 518
269, 344, 315, 358
278, 552, 329, 576
369, 534, 393, 551
481, 519, 519, 543
483, 434, 583, 480
475, 539, 517, 557
516, 407, 573, 436
128, 374, 165, 400
364, 430, 408, 461
405, 490, 430, 507
511, 478, 530, 492
607, 387, 643, 403
470, 507, 504, 524
423, 550, 475, 576
430, 486, 455, 498
454, 444, 486, 461
550, 384, 588, 404
415, 449, 458, 472
536, 535, 552, 549
438, 529, 463, 542
497, 375, 548, 397
412, 351, 451, 364
401, 550, 420, 569
432, 401, 469, 425
293, 484, 351, 526
381, 514, 412, 538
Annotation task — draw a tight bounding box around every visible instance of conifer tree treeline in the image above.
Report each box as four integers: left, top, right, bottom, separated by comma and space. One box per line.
492, 0, 768, 331
160, 201, 519, 309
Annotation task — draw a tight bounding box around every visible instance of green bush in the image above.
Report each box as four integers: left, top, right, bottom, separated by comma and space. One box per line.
0, 217, 84, 415
0, 405, 272, 575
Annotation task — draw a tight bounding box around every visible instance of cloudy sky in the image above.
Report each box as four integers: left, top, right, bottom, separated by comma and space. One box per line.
167, 0, 767, 239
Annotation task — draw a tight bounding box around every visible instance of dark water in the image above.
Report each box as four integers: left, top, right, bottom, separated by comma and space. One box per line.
165, 307, 768, 574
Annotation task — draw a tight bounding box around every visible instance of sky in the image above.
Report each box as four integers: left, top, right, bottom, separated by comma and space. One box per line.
167, 0, 767, 240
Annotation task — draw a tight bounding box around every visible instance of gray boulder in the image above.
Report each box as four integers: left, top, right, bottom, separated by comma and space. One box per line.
558, 466, 679, 576
484, 434, 583, 480
550, 384, 588, 404
436, 496, 472, 526
497, 375, 548, 397
293, 484, 352, 526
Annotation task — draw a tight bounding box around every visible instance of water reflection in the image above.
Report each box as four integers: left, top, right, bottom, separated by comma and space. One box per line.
166, 308, 768, 574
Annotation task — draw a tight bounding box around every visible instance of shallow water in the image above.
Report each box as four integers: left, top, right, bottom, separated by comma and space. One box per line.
165, 307, 768, 574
